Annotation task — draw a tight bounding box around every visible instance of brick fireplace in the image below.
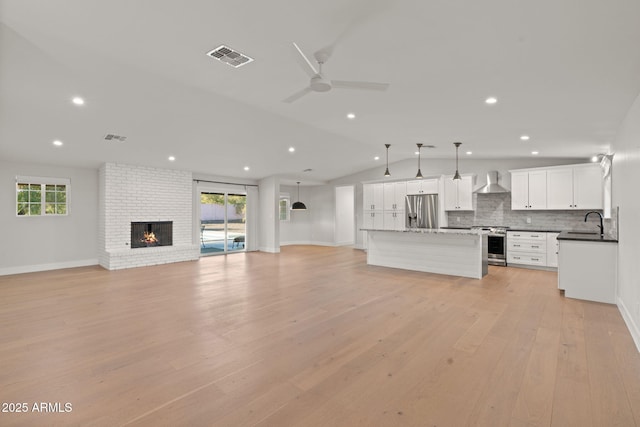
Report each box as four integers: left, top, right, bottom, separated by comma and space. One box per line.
98, 163, 199, 270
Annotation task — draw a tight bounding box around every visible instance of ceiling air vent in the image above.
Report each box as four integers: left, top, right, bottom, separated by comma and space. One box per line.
104, 134, 127, 142
206, 45, 254, 68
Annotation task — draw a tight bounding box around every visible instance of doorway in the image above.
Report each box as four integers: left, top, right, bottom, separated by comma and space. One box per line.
200, 192, 246, 255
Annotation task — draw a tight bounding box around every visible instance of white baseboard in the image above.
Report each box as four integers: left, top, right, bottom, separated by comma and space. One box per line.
258, 246, 280, 253
0, 258, 99, 276
618, 297, 640, 353
280, 240, 336, 247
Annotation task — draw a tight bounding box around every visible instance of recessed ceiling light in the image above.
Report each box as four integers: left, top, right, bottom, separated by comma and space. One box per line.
591, 156, 599, 162
52, 140, 63, 146
347, 112, 356, 120
168, 156, 176, 161
520, 135, 530, 141
415, 151, 420, 155
531, 151, 539, 155
485, 97, 497, 105
72, 97, 84, 105
466, 151, 472, 155
374, 156, 380, 160
244, 166, 250, 171
288, 147, 295, 153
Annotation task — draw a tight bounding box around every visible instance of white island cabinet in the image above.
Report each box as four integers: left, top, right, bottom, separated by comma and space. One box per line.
364, 229, 488, 279
557, 233, 617, 304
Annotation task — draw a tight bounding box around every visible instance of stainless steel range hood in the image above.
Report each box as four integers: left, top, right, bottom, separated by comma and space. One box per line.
475, 171, 509, 194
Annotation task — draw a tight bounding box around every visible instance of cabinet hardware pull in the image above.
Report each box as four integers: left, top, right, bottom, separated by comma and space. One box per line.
532, 245, 539, 248
532, 258, 539, 261
514, 244, 521, 247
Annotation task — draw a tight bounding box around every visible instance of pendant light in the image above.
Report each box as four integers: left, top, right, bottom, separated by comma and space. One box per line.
384, 144, 391, 177
453, 142, 462, 180
291, 181, 307, 210
416, 143, 423, 179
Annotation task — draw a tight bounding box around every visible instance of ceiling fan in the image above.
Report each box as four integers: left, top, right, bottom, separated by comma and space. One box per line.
282, 42, 390, 103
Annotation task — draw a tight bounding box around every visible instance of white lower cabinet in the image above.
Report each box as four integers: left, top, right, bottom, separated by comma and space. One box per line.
546, 233, 559, 267
507, 231, 550, 267
383, 211, 406, 231
363, 211, 383, 230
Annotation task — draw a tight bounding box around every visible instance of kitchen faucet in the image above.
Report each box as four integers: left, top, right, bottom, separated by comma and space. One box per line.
584, 211, 604, 236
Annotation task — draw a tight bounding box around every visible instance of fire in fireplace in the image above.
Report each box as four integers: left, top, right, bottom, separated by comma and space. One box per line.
131, 221, 173, 248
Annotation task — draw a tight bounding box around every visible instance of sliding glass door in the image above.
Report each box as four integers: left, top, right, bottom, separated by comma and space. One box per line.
200, 192, 246, 255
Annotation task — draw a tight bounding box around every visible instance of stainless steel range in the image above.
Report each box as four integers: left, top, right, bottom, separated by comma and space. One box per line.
471, 226, 509, 266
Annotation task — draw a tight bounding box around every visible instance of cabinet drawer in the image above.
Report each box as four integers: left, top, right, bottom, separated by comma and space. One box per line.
508, 253, 547, 266
508, 241, 545, 253
507, 231, 546, 241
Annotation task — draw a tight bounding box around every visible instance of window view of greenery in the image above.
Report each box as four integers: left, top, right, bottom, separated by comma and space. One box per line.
200, 193, 246, 218
17, 182, 68, 216
279, 197, 290, 221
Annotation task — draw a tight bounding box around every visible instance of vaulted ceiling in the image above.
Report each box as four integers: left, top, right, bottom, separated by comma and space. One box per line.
2, 0, 640, 183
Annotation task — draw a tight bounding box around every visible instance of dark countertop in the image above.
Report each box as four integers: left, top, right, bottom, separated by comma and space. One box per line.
557, 231, 618, 243
508, 228, 563, 233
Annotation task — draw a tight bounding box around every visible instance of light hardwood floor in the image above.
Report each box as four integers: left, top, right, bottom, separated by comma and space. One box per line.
1, 246, 639, 426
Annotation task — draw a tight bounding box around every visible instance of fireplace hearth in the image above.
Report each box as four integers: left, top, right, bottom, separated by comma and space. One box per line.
131, 221, 173, 248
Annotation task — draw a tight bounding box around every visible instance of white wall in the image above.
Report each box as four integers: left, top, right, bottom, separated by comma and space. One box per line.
258, 176, 279, 252
335, 186, 355, 246
280, 185, 312, 245
611, 91, 640, 350
279, 184, 336, 247
0, 161, 99, 275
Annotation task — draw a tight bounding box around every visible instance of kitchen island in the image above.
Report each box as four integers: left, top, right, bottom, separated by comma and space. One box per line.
363, 229, 488, 279
557, 231, 618, 304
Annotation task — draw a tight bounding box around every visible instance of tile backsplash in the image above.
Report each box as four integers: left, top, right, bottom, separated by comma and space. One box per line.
446, 193, 612, 234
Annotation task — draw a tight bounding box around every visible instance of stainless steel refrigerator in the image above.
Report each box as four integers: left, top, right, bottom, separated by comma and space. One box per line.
405, 194, 438, 229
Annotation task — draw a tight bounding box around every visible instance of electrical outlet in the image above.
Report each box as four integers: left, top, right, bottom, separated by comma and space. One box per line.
526, 217, 531, 224
456, 217, 460, 222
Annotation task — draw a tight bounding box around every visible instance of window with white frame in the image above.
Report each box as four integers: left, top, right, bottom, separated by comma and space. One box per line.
279, 194, 290, 221
16, 176, 70, 216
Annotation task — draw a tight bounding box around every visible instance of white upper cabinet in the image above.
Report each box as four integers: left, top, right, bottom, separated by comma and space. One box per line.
573, 164, 604, 209
406, 178, 438, 195
546, 168, 574, 209
443, 175, 474, 211
546, 164, 603, 210
363, 183, 384, 211
511, 163, 603, 211
510, 170, 547, 210
383, 182, 407, 211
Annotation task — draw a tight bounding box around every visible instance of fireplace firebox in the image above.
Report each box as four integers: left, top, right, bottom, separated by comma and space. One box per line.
131, 221, 173, 248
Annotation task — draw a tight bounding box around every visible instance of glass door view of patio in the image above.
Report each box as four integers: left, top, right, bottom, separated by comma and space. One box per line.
200, 192, 246, 255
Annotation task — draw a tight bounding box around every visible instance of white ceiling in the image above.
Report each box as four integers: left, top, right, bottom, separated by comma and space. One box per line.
1, 0, 640, 183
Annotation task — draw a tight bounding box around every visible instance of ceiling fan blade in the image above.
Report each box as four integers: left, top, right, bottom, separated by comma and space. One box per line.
292, 42, 318, 78
331, 80, 389, 91
282, 87, 313, 103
